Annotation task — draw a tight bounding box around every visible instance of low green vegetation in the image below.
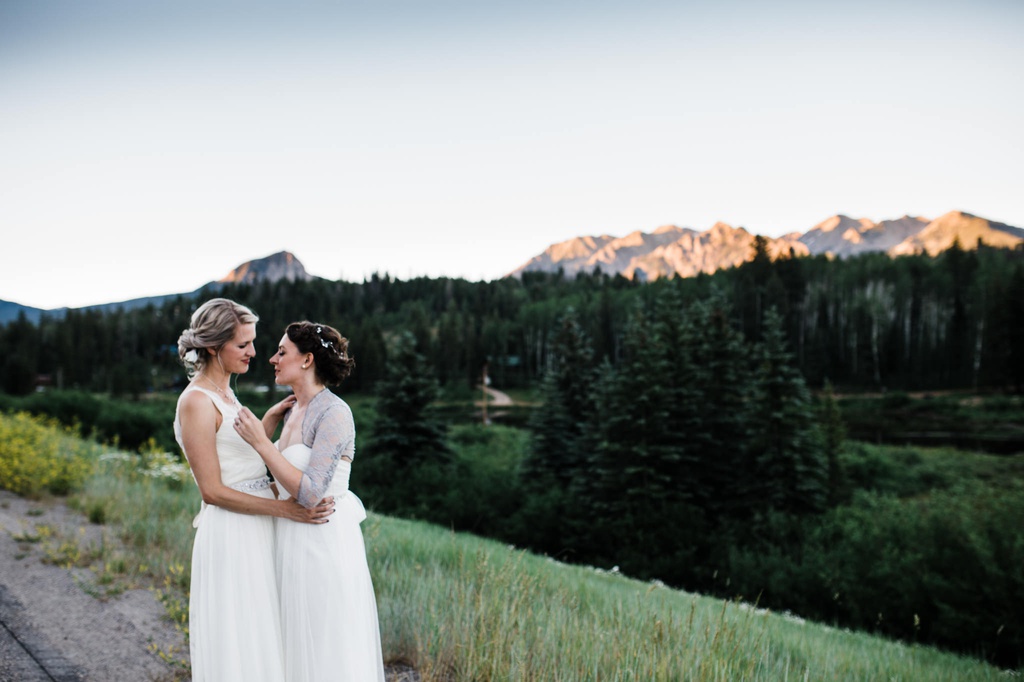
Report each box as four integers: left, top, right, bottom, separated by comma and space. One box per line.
837, 391, 1024, 454
0, 387, 377, 454
0, 389, 179, 452
0, 411, 97, 496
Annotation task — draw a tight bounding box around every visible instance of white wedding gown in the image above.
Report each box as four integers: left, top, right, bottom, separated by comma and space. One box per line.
275, 442, 386, 682
174, 387, 286, 682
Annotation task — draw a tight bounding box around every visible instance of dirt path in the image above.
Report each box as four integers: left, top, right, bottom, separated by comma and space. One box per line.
0, 490, 187, 682
478, 386, 513, 407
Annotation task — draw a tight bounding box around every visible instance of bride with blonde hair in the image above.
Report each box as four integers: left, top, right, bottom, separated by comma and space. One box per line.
174, 298, 334, 682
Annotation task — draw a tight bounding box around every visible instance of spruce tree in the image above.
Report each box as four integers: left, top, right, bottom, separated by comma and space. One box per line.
748, 308, 828, 514
369, 331, 450, 469
818, 379, 847, 506
579, 296, 710, 580
685, 294, 754, 519
519, 309, 599, 554
523, 309, 597, 489
361, 331, 451, 518
581, 307, 675, 566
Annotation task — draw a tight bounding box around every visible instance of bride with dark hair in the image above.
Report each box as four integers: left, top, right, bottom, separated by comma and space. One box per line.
234, 320, 386, 682
174, 299, 335, 682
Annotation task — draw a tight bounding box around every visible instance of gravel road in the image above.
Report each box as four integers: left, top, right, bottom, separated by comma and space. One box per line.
0, 489, 187, 681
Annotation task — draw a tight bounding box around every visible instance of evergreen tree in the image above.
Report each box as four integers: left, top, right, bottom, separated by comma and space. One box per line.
359, 331, 451, 519
686, 295, 755, 519
748, 308, 828, 514
579, 307, 677, 567
347, 317, 387, 392
578, 295, 709, 580
1, 312, 39, 395
523, 309, 597, 490
367, 331, 450, 469
818, 379, 847, 506
518, 309, 599, 554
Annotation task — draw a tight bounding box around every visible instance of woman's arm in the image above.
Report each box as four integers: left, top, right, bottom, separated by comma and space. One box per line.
179, 392, 332, 524
234, 402, 353, 509
234, 405, 306, 500
294, 402, 353, 508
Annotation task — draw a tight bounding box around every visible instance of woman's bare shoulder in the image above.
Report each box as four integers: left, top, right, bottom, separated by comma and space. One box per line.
179, 389, 219, 420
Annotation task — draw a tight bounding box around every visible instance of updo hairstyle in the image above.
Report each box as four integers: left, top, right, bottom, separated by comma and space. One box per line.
177, 298, 259, 378
285, 321, 355, 386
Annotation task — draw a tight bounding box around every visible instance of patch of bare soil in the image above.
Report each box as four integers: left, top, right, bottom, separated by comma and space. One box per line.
0, 489, 188, 681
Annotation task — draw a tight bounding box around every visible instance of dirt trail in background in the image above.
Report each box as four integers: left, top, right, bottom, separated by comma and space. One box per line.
480, 387, 513, 406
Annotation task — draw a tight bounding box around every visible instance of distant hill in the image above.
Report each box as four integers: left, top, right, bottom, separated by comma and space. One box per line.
0, 299, 57, 326
510, 210, 1023, 280
0, 251, 314, 325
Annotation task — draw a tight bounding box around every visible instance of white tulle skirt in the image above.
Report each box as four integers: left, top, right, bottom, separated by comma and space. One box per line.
275, 491, 385, 682
189, 489, 286, 682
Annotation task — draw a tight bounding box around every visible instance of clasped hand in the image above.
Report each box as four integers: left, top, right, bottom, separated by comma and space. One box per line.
292, 496, 335, 524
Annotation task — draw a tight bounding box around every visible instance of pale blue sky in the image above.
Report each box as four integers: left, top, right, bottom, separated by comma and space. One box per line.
2, 0, 1022, 309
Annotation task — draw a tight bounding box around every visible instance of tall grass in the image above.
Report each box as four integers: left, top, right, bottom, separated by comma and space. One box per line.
366, 514, 1010, 681
72, 445, 196, 590
2, 412, 1013, 680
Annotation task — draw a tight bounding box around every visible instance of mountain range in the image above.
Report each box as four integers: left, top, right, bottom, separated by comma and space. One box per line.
3, 210, 1021, 324
0, 251, 313, 325
508, 210, 1024, 280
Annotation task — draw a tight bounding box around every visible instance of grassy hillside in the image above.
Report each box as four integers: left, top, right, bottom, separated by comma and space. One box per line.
367, 513, 1010, 681
0, 412, 1012, 681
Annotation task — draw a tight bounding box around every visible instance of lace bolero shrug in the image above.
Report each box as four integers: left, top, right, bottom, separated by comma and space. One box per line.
285, 389, 355, 508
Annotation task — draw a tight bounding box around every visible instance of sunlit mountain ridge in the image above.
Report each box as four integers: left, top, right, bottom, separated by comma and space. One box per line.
3, 211, 1021, 324
508, 210, 1023, 280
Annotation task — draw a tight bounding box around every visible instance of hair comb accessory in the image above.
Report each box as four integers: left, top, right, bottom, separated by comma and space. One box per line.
316, 325, 331, 349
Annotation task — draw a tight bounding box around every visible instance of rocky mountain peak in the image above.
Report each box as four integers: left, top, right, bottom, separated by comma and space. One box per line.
509, 210, 1022, 282
889, 210, 1024, 257
218, 251, 314, 285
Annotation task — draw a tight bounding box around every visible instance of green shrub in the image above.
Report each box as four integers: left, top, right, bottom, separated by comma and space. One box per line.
0, 412, 96, 497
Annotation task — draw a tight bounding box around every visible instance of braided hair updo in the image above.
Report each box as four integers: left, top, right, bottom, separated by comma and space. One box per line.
285, 321, 355, 386
176, 298, 259, 378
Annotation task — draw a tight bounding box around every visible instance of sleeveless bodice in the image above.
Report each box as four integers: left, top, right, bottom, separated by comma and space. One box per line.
174, 387, 271, 529
174, 387, 268, 487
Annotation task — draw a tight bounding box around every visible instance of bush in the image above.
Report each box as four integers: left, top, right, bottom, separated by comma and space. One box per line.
19, 390, 102, 427
1, 390, 178, 453
722, 478, 1024, 668
0, 412, 96, 497
94, 401, 167, 451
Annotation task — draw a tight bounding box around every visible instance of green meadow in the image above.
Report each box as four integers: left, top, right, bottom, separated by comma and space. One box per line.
0, 411, 1014, 681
